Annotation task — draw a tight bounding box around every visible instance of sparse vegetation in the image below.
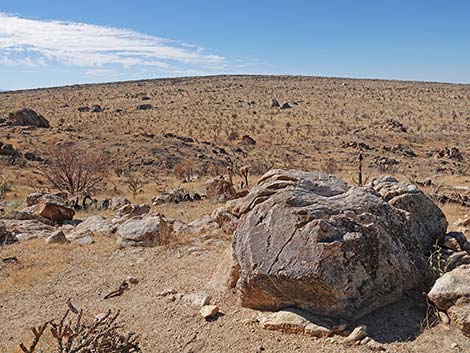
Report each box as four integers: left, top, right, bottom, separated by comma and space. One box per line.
39, 143, 109, 196
19, 300, 141, 353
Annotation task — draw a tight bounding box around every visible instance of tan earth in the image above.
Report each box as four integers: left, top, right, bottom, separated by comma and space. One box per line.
1, 75, 470, 352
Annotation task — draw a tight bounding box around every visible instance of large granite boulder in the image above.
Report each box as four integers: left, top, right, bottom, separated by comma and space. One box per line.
230, 170, 447, 320
116, 213, 174, 248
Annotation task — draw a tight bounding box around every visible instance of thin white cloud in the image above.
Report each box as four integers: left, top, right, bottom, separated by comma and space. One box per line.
0, 12, 225, 70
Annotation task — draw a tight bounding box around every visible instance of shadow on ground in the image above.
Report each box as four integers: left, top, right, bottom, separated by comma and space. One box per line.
357, 295, 429, 343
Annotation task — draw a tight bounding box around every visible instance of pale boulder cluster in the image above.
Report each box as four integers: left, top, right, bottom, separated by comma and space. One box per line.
0, 187, 234, 249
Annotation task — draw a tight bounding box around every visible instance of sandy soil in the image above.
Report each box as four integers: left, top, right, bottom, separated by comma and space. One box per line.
1, 235, 469, 353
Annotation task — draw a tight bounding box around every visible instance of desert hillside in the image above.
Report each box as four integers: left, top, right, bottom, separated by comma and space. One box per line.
1, 75, 470, 353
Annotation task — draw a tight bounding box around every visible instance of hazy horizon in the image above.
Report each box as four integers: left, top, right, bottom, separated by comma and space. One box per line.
1, 1, 470, 90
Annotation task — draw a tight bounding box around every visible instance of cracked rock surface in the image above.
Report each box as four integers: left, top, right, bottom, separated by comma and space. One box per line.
231, 170, 447, 320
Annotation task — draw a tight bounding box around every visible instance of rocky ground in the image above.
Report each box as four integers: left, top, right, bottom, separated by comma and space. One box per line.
1, 236, 469, 353
1, 75, 470, 352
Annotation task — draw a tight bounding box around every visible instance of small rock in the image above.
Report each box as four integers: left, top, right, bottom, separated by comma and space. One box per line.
450, 342, 459, 350
183, 292, 211, 307
76, 235, 94, 245
127, 276, 139, 285
200, 305, 219, 320
438, 311, 450, 324
367, 339, 386, 351
159, 288, 178, 297
345, 325, 367, 344
95, 313, 107, 322
45, 230, 68, 244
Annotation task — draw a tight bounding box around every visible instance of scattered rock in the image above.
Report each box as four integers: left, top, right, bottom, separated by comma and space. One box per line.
137, 104, 153, 110
448, 298, 470, 337
383, 119, 407, 133
211, 207, 239, 235
229, 170, 447, 319
77, 106, 90, 112
92, 105, 104, 113
367, 339, 386, 351
446, 251, 470, 272
117, 213, 174, 248
280, 102, 291, 109
3, 219, 54, 240
23, 194, 75, 223
432, 147, 464, 161
116, 203, 150, 219
438, 311, 450, 325
7, 108, 50, 128
0, 221, 17, 245
159, 288, 177, 297
205, 177, 236, 202
67, 215, 115, 239
152, 189, 201, 205
76, 235, 94, 245
110, 198, 131, 211
428, 265, 470, 311
126, 276, 139, 285
270, 99, 280, 108
200, 305, 219, 320
259, 308, 333, 338
0, 142, 21, 158
345, 325, 368, 344
45, 230, 68, 244
183, 292, 211, 307
429, 265, 470, 336
239, 135, 256, 146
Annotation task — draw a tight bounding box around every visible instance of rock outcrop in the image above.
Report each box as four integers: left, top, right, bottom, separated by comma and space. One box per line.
229, 169, 447, 320
7, 108, 50, 128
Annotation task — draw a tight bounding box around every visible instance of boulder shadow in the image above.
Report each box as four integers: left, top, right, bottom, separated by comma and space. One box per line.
356, 295, 429, 344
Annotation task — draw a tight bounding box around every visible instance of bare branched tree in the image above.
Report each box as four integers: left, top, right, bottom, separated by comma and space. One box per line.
19, 300, 141, 353
124, 173, 148, 201
40, 144, 109, 196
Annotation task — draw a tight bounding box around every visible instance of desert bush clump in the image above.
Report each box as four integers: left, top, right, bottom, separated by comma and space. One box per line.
0, 176, 12, 201
124, 172, 148, 201
19, 300, 141, 353
40, 143, 109, 196
321, 158, 340, 175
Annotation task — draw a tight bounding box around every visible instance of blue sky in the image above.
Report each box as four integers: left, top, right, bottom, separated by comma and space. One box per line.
1, 1, 469, 90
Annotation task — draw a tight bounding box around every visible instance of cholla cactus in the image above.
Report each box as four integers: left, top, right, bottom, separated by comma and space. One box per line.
19, 300, 141, 353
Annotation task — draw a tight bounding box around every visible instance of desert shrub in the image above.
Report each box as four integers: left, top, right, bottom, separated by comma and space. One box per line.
40, 143, 109, 196
19, 300, 141, 353
124, 172, 148, 201
0, 176, 12, 201
174, 160, 194, 182
207, 159, 230, 177
321, 158, 340, 175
